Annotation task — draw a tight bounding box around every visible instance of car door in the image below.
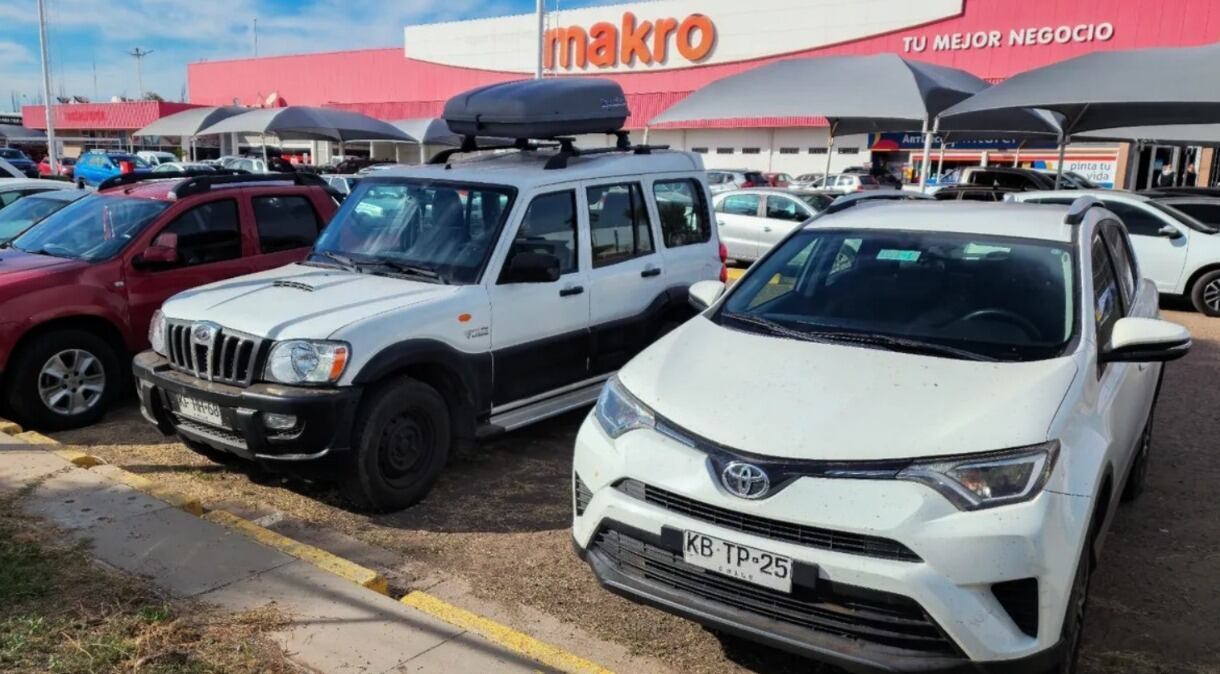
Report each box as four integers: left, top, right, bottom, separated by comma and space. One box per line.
585, 180, 666, 374
248, 191, 327, 269
760, 193, 812, 253
714, 192, 763, 261
124, 196, 255, 344
487, 188, 591, 404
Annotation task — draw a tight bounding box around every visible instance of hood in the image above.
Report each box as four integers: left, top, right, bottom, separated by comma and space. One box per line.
0, 249, 87, 284
619, 317, 1079, 461
162, 264, 460, 339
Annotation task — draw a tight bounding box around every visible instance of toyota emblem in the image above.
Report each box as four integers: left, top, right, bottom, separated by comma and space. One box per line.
191, 321, 220, 345
720, 461, 770, 500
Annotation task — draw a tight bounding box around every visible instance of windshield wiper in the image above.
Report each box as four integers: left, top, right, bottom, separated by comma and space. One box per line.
307, 250, 362, 272
803, 330, 997, 362
367, 259, 448, 284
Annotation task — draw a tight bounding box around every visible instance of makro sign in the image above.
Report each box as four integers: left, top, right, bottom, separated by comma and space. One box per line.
544, 12, 715, 70
902, 22, 1114, 53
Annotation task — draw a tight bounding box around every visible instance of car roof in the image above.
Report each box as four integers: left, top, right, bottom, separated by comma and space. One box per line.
1016, 188, 1147, 203
808, 201, 1078, 242
1154, 195, 1220, 204
0, 178, 73, 191
100, 176, 318, 201
370, 148, 704, 190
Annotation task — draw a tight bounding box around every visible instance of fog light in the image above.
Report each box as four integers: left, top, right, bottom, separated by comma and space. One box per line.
264, 413, 297, 431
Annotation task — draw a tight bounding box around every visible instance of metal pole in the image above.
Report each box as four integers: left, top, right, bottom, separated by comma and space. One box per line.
253, 18, 259, 57
936, 137, 946, 181
1146, 144, 1158, 189
918, 116, 937, 192
822, 121, 837, 184
1053, 133, 1067, 189
36, 0, 58, 175
535, 0, 545, 79
128, 48, 153, 98
1012, 141, 1023, 167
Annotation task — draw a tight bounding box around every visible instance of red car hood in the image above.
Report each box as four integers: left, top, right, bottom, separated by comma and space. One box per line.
0, 249, 87, 284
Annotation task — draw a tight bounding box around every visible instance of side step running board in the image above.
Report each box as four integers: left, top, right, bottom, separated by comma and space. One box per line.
484, 380, 605, 434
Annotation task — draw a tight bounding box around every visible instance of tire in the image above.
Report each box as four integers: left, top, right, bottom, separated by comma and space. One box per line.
1189, 269, 1220, 317
339, 377, 450, 512
75, 178, 86, 190
4, 329, 120, 431
1051, 532, 1094, 674
1121, 416, 1153, 503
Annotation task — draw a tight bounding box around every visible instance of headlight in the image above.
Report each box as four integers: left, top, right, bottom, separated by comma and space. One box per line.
593, 376, 656, 438
149, 309, 166, 355
264, 340, 349, 385
896, 441, 1059, 510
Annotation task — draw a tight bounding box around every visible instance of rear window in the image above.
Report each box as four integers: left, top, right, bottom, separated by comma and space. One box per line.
858, 176, 880, 186
744, 172, 767, 184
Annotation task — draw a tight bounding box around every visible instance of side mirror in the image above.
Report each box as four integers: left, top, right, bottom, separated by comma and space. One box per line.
1099, 317, 1191, 363
688, 280, 726, 311
501, 252, 560, 284
1157, 224, 1185, 240
134, 232, 179, 268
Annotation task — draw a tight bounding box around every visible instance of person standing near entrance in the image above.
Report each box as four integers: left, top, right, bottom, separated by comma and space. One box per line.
1184, 162, 1198, 187
1159, 163, 1177, 187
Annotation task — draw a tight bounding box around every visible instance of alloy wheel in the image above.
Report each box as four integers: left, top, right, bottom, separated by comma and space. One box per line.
37, 349, 106, 416
1204, 278, 1220, 312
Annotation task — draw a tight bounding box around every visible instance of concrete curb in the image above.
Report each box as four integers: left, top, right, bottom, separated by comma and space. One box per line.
203, 509, 389, 595
92, 464, 205, 516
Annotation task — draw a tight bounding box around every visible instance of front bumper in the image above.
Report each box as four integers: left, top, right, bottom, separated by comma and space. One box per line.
571, 414, 1090, 672
133, 351, 360, 463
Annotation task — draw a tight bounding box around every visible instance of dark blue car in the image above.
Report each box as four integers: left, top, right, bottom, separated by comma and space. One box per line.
0, 147, 39, 178
73, 150, 151, 188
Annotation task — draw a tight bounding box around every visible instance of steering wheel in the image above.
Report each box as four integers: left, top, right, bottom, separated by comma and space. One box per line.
952, 308, 1042, 340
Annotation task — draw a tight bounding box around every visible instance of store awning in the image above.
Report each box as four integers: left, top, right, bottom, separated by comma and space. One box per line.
0, 124, 46, 142
134, 106, 248, 138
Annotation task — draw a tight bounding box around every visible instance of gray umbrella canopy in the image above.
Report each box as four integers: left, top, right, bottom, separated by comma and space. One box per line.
1078, 124, 1220, 147
133, 106, 248, 137
197, 106, 412, 142
0, 124, 46, 142
940, 43, 1220, 133
389, 118, 457, 146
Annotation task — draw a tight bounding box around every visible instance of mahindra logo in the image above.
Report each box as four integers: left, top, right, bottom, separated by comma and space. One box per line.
191, 321, 220, 346
720, 461, 770, 500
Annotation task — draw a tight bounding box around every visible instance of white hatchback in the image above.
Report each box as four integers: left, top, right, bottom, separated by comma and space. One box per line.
572, 198, 1190, 673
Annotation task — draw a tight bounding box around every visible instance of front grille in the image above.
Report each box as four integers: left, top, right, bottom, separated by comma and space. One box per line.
574, 473, 593, 516
991, 578, 1039, 637
592, 527, 958, 655
166, 320, 263, 386
616, 479, 921, 562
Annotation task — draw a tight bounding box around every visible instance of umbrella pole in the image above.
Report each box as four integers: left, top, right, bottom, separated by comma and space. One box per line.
936, 137, 946, 180
1013, 140, 1024, 167
1054, 133, 1067, 189
419, 143, 425, 165
822, 121, 837, 183
918, 117, 937, 193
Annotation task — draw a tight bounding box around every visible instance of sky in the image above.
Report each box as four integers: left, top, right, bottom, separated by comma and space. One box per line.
1, 0, 605, 112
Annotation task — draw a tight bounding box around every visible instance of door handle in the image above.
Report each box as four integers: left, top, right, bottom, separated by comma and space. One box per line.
763, 226, 773, 232
716, 220, 725, 227
559, 285, 584, 297
641, 267, 662, 278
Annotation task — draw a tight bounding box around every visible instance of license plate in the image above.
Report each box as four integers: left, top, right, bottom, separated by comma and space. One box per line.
174, 395, 223, 426
683, 530, 794, 593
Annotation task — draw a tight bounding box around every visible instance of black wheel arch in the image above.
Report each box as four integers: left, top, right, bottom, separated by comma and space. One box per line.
1184, 263, 1220, 297
6, 315, 129, 374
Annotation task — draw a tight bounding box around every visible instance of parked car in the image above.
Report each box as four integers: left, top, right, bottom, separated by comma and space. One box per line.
152, 162, 218, 173
713, 189, 833, 262
933, 185, 1025, 201
959, 166, 1057, 191
0, 178, 75, 211
707, 169, 767, 194
0, 189, 86, 244
0, 172, 337, 430
1145, 195, 1220, 229
1012, 189, 1220, 316
573, 197, 1189, 674
1034, 168, 1101, 189
763, 172, 792, 187
132, 144, 724, 512
809, 172, 883, 192
333, 158, 392, 174
1139, 186, 1220, 199
73, 150, 152, 188
0, 147, 39, 178
826, 189, 933, 212
136, 151, 179, 166
321, 174, 362, 197
37, 156, 75, 179
788, 173, 823, 190
843, 165, 903, 188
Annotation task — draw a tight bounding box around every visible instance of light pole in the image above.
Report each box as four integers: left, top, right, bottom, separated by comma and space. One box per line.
128, 47, 154, 99
37, 0, 58, 174
535, 0, 544, 79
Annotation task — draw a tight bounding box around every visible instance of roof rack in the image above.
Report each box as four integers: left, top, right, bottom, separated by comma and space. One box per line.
1064, 195, 1104, 226
97, 170, 333, 199
97, 168, 247, 191
428, 131, 670, 171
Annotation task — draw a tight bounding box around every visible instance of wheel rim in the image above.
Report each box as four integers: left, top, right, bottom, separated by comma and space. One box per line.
377, 412, 434, 487
1204, 278, 1220, 312
37, 349, 106, 417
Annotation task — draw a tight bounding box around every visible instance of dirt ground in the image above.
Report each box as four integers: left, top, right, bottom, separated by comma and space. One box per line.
50, 305, 1220, 674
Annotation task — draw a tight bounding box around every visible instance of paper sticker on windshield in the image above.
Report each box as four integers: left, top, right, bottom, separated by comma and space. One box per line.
876, 249, 921, 262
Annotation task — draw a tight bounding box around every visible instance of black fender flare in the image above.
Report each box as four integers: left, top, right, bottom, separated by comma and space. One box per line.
352, 339, 494, 422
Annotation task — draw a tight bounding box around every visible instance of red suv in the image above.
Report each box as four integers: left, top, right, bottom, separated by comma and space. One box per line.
0, 173, 337, 430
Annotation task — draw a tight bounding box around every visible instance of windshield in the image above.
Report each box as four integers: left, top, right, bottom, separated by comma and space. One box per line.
0, 149, 27, 160
718, 228, 1076, 362
0, 195, 76, 242
796, 193, 834, 211
11, 194, 169, 260
311, 178, 515, 284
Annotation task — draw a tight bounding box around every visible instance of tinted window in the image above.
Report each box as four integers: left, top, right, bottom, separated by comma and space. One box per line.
720, 194, 759, 216
1101, 223, 1138, 302
587, 183, 654, 268
858, 176, 880, 186
719, 228, 1076, 362
1100, 201, 1165, 237
796, 193, 833, 212
1167, 201, 1220, 225
653, 179, 711, 247
1092, 235, 1123, 349
765, 195, 805, 221
254, 195, 322, 253
504, 190, 578, 277
0, 195, 75, 241
744, 172, 767, 184
159, 199, 242, 266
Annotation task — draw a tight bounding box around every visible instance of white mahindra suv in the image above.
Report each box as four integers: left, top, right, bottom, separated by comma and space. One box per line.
1012, 189, 1220, 316
132, 145, 724, 511
573, 198, 1190, 673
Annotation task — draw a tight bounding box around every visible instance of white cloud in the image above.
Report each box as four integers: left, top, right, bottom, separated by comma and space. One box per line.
0, 39, 32, 62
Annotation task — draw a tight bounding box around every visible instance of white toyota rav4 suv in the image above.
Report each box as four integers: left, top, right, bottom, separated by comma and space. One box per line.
573, 198, 1190, 673
132, 143, 723, 511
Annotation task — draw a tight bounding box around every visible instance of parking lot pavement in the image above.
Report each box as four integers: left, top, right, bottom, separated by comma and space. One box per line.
49, 306, 1220, 674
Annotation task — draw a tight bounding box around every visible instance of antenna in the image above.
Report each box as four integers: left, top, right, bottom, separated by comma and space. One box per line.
127, 47, 154, 99
253, 18, 259, 57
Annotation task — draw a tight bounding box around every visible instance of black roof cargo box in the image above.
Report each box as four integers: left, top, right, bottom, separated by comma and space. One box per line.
443, 78, 630, 140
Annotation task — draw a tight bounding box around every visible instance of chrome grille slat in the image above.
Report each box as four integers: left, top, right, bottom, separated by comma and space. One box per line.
164, 320, 262, 387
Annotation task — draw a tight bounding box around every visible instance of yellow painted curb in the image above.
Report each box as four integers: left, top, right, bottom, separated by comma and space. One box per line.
14, 430, 59, 445
203, 510, 389, 595
91, 464, 204, 516
400, 591, 614, 674
0, 419, 22, 435
54, 449, 105, 468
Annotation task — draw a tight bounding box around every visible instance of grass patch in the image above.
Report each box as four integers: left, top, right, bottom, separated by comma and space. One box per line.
0, 492, 296, 674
